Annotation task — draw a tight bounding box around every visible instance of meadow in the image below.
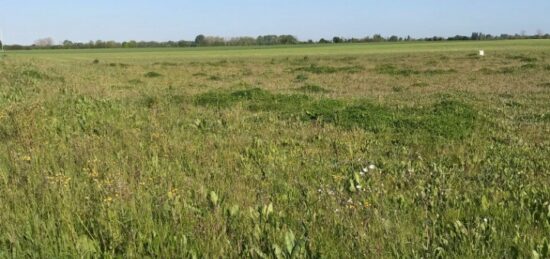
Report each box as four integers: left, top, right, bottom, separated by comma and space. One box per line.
0, 40, 549, 258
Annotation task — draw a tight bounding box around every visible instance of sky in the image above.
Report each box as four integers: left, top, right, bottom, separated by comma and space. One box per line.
1, 0, 550, 44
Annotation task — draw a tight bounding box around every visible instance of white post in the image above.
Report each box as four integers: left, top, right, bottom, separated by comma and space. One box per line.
479, 50, 485, 57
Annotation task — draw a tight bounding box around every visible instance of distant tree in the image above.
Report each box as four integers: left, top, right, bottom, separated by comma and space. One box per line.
471, 32, 485, 40
203, 36, 225, 46
388, 35, 399, 42
195, 34, 206, 46
257, 35, 280, 45
372, 34, 384, 42
34, 37, 54, 47
448, 35, 469, 41
333, 37, 343, 43
319, 38, 330, 44
279, 35, 298, 44
62, 40, 73, 48
228, 37, 256, 46
122, 40, 138, 48
177, 40, 193, 47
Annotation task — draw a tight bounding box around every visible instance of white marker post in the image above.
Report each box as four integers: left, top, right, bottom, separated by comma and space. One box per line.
479, 50, 485, 57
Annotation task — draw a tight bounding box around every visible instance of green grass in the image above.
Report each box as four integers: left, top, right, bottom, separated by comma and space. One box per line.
6, 39, 550, 60
0, 40, 549, 258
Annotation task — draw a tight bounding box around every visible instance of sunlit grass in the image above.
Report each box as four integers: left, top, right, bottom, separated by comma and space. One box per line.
0, 40, 549, 257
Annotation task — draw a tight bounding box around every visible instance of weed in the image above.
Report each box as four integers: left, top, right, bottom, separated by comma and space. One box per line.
207, 59, 229, 66
480, 67, 518, 75
208, 75, 222, 81
193, 72, 207, 77
295, 74, 309, 82
424, 68, 457, 75
153, 62, 179, 66
22, 69, 46, 79
297, 84, 330, 93
412, 82, 429, 88
293, 64, 363, 74
521, 63, 538, 70
128, 79, 144, 84
392, 85, 406, 92
507, 54, 538, 62
376, 64, 419, 76
144, 71, 162, 78
376, 64, 456, 76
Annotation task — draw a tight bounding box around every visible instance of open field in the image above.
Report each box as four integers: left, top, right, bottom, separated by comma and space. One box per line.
1, 40, 549, 257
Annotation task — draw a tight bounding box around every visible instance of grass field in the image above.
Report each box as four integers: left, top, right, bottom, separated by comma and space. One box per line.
1, 40, 549, 258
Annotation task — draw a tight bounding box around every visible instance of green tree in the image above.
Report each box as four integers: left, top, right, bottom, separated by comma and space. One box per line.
279, 35, 298, 44
195, 34, 206, 46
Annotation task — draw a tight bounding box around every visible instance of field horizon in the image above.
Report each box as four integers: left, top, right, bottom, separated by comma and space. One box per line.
6, 39, 550, 59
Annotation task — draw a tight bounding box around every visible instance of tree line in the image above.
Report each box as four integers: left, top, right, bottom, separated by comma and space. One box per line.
2, 32, 549, 50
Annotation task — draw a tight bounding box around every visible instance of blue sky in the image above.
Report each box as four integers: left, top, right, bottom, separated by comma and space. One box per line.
2, 0, 549, 44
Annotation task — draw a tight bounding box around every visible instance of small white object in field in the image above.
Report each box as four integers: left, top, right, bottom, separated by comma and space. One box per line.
368, 164, 376, 170
479, 50, 485, 56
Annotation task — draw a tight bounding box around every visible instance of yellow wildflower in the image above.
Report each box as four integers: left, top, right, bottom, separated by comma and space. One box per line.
363, 200, 371, 209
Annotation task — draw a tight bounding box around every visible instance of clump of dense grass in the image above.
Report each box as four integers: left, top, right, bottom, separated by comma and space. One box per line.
392, 85, 406, 92
294, 74, 308, 82
208, 75, 222, 81
411, 82, 429, 88
21, 69, 47, 79
479, 67, 517, 75
144, 71, 162, 78
195, 88, 478, 140
521, 63, 538, 70
128, 79, 144, 84
376, 64, 457, 76
153, 62, 179, 66
293, 64, 364, 74
109, 63, 130, 68
506, 54, 538, 62
192, 72, 208, 77
297, 84, 330, 93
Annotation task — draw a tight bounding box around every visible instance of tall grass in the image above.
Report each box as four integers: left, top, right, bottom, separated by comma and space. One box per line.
0, 42, 549, 257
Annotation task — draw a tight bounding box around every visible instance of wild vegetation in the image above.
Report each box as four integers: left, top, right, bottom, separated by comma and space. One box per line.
0, 40, 549, 257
